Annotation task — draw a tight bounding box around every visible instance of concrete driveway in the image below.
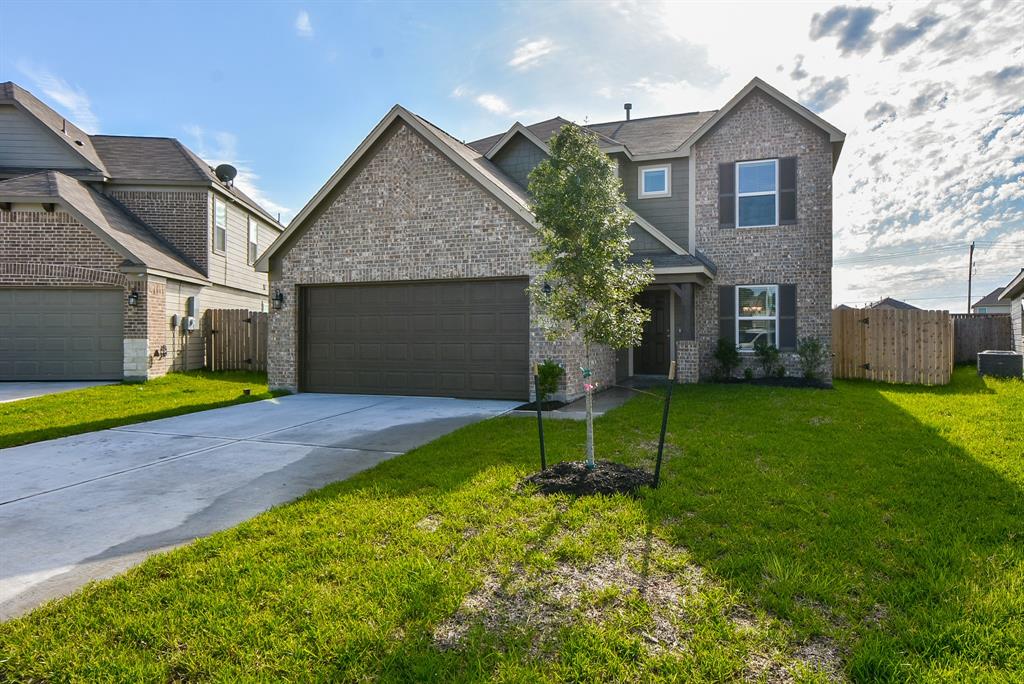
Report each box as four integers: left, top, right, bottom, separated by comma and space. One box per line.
0, 381, 115, 403
0, 393, 517, 620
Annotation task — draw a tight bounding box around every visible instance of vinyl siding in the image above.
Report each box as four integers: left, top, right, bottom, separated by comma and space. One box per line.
1011, 294, 1023, 354
0, 105, 86, 169
621, 156, 690, 252
164, 280, 205, 371
490, 133, 547, 190
206, 189, 273, 296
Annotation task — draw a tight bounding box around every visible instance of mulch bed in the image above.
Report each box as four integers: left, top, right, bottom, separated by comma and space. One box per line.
522, 460, 654, 496
716, 377, 832, 389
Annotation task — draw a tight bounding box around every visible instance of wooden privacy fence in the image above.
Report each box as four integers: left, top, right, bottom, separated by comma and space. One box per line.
204, 309, 268, 372
951, 314, 1012, 363
832, 307, 953, 385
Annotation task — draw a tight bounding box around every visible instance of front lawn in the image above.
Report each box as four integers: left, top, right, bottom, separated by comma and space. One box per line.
1, 367, 1021, 681
0, 371, 282, 449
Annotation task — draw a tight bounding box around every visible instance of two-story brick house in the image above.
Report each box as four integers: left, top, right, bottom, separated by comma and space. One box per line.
0, 81, 282, 381
257, 77, 845, 400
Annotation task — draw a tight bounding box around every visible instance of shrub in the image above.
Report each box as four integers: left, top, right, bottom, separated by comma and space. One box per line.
797, 337, 826, 380
714, 337, 741, 378
753, 339, 780, 378
536, 359, 565, 401
775, 365, 786, 378
743, 367, 754, 381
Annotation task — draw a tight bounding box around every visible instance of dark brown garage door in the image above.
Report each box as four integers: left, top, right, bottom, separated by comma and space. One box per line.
0, 288, 123, 381
301, 279, 529, 400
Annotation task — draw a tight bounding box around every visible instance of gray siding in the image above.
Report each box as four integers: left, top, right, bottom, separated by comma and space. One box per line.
207, 189, 273, 296
621, 156, 690, 252
1011, 294, 1023, 354
0, 105, 85, 170
490, 133, 547, 190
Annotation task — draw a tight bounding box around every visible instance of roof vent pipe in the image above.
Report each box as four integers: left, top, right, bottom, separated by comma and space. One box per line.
624, 103, 632, 121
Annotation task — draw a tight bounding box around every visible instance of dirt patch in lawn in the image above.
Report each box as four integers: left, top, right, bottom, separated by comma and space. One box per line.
433, 533, 846, 680
521, 460, 654, 496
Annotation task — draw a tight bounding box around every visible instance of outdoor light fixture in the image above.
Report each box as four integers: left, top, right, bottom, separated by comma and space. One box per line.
127, 289, 139, 307
542, 282, 553, 296
272, 289, 285, 310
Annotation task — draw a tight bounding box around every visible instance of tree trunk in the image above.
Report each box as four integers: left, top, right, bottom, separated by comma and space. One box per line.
584, 341, 595, 469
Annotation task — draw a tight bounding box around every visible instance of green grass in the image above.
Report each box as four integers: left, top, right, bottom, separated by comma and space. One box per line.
0, 371, 283, 448
1, 367, 1021, 682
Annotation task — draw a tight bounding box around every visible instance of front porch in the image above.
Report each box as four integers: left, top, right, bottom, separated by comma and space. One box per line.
616, 278, 705, 385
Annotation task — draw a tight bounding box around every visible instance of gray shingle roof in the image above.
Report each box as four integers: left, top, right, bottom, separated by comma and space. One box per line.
868, 297, 919, 310
0, 170, 206, 281
628, 250, 717, 274
972, 287, 1008, 309
468, 110, 717, 157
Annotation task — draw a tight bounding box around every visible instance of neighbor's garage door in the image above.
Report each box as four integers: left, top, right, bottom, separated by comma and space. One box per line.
301, 279, 529, 400
0, 289, 123, 381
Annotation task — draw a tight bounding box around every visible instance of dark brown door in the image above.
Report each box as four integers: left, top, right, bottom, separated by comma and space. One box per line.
635, 290, 670, 375
300, 278, 529, 400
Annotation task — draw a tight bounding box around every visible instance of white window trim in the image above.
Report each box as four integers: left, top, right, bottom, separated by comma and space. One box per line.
735, 159, 779, 228
736, 284, 779, 351
247, 216, 259, 265
213, 198, 227, 254
638, 164, 671, 199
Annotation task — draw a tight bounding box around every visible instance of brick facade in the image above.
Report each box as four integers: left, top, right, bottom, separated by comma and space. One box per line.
2, 208, 175, 380
107, 189, 209, 274
676, 340, 699, 383
267, 120, 613, 399
692, 91, 833, 381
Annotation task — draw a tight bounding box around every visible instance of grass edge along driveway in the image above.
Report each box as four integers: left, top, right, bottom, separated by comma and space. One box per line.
0, 367, 1021, 681
0, 371, 284, 449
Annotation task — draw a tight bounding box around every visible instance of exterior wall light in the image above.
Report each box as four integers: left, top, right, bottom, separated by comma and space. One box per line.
127, 289, 140, 307
272, 289, 285, 310
542, 282, 553, 296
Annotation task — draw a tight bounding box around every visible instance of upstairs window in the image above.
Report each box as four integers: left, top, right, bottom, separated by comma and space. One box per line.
736, 159, 778, 227
638, 164, 671, 198
247, 216, 258, 264
213, 198, 227, 253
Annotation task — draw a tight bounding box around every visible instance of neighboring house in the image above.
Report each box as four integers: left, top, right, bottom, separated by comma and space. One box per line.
971, 287, 1011, 314
258, 77, 844, 400
999, 269, 1024, 354
0, 81, 282, 381
868, 297, 920, 311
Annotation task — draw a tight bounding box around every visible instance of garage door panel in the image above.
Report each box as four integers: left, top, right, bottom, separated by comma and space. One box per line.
0, 288, 123, 381
301, 279, 528, 399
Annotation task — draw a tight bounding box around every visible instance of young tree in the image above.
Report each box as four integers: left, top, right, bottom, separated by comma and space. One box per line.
527, 124, 654, 469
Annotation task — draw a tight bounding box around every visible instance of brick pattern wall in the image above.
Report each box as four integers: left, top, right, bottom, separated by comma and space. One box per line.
693, 91, 833, 381
0, 209, 126, 284
107, 189, 209, 274
1, 208, 175, 381
676, 340, 699, 383
268, 120, 614, 397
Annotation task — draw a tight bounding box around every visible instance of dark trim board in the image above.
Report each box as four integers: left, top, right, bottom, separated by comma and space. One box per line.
298, 277, 530, 400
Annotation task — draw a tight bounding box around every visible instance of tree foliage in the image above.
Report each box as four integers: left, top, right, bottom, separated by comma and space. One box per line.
526, 124, 654, 350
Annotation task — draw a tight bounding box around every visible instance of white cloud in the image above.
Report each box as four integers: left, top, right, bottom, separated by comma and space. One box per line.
16, 61, 99, 133
185, 125, 290, 222
508, 38, 557, 70
294, 10, 313, 38
474, 93, 511, 115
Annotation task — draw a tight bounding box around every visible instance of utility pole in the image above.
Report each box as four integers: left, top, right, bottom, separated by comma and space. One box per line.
967, 241, 975, 313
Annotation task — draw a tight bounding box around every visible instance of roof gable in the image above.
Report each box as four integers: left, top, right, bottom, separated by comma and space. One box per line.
0, 81, 107, 175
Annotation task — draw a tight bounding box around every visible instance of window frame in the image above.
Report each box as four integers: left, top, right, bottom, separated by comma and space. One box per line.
247, 215, 259, 265
213, 197, 227, 254
638, 163, 671, 199
735, 284, 779, 350
735, 159, 779, 228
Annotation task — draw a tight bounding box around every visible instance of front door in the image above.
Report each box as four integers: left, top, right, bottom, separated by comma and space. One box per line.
635, 290, 670, 375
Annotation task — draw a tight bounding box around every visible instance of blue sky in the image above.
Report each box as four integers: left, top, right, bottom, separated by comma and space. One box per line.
1, 0, 1021, 311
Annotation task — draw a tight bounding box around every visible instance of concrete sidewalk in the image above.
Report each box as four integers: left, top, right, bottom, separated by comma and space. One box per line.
0, 381, 114, 403
0, 393, 517, 620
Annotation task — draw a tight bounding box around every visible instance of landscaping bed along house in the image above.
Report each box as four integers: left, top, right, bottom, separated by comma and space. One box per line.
1, 367, 1021, 681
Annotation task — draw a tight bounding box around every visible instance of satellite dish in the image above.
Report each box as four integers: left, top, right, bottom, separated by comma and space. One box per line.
214, 164, 237, 184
